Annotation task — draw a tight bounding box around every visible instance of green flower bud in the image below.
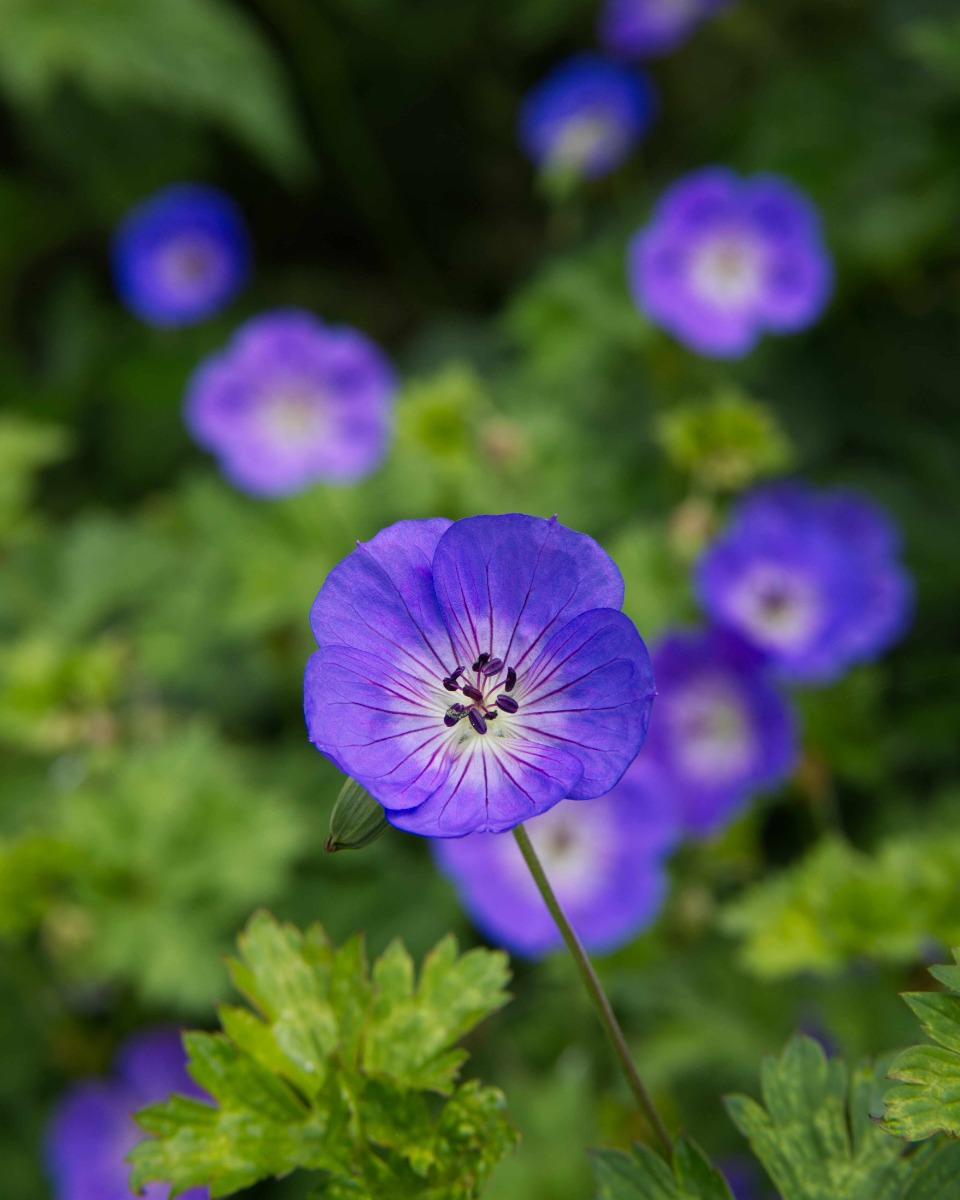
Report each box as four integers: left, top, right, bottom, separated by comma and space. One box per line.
324, 777, 389, 852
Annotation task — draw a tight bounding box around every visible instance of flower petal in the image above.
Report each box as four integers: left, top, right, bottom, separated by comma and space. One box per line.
430, 513, 624, 672
384, 732, 584, 837
309, 517, 456, 681
305, 646, 455, 811
518, 608, 656, 800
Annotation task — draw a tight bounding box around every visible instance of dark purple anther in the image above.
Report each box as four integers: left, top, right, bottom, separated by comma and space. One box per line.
481, 657, 504, 677
472, 652, 490, 671
462, 684, 484, 703
443, 713, 459, 727
484, 710, 498, 721
468, 708, 488, 735
495, 694, 519, 714
442, 677, 460, 692
505, 667, 517, 692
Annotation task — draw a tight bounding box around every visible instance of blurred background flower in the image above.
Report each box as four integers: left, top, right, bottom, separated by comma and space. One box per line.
628, 168, 833, 357
45, 1028, 206, 1200
599, 0, 732, 60
517, 53, 656, 180
185, 309, 396, 495
111, 184, 251, 328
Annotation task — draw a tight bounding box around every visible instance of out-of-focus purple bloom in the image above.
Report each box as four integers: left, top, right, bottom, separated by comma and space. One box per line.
599, 0, 732, 59
185, 309, 396, 496
305, 514, 656, 837
45, 1027, 207, 1200
518, 54, 656, 179
696, 482, 914, 683
628, 167, 833, 357
718, 1156, 771, 1200
433, 757, 678, 957
111, 184, 251, 327
643, 627, 797, 836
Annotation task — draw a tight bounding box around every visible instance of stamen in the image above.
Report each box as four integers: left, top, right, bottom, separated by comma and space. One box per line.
495, 695, 518, 714
442, 677, 460, 692
443, 703, 465, 728
462, 684, 484, 703
468, 709, 487, 735
472, 652, 490, 671
504, 667, 517, 692
481, 657, 504, 677
484, 710, 498, 721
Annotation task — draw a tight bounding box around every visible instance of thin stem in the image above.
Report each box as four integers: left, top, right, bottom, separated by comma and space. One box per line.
513, 823, 673, 1159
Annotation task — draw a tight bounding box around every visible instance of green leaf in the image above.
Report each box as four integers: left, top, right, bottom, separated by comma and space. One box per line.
0, 0, 309, 178
592, 1135, 734, 1199
130, 911, 515, 1198
363, 933, 511, 1094
721, 835, 960, 981
725, 1034, 927, 1200
883, 949, 960, 1140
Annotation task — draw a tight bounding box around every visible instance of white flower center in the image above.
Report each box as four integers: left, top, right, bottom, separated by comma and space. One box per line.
689, 231, 764, 308
728, 564, 821, 651
668, 681, 754, 782
550, 113, 616, 171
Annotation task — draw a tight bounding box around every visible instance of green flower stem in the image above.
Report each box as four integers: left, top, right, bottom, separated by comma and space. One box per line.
512, 822, 673, 1159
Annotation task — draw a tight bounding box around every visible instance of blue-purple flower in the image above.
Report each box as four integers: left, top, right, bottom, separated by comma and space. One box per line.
185, 308, 396, 496
433, 757, 678, 957
696, 482, 914, 683
599, 0, 732, 59
628, 167, 833, 357
111, 183, 251, 327
45, 1027, 206, 1200
304, 514, 656, 837
518, 54, 657, 179
642, 627, 797, 836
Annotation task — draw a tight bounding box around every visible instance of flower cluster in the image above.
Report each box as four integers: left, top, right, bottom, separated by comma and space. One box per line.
113, 188, 397, 496
518, 54, 657, 179
433, 756, 678, 957
599, 0, 732, 59
628, 167, 833, 357
45, 1028, 206, 1200
112, 183, 251, 327
696, 481, 914, 682
185, 309, 396, 496
304, 513, 656, 838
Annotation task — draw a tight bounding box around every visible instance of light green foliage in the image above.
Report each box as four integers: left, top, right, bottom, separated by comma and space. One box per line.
724, 1035, 935, 1200
721, 836, 960, 980
130, 911, 516, 1198
0, 416, 68, 542
0, 0, 308, 177
883, 950, 960, 1141
592, 1135, 734, 1200
48, 725, 307, 1009
656, 392, 792, 493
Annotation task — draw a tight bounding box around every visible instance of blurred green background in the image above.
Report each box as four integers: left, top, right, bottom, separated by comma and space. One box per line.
1, 1, 960, 1197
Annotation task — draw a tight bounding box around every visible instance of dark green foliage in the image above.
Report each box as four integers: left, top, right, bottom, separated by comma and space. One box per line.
592, 1136, 734, 1199
130, 911, 516, 1198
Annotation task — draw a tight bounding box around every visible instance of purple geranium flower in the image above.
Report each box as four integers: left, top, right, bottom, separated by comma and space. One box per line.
185, 308, 396, 496
643, 627, 797, 836
304, 514, 656, 837
111, 183, 251, 327
433, 756, 679, 957
696, 482, 914, 683
599, 0, 732, 59
628, 167, 833, 357
45, 1027, 207, 1200
518, 54, 657, 179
